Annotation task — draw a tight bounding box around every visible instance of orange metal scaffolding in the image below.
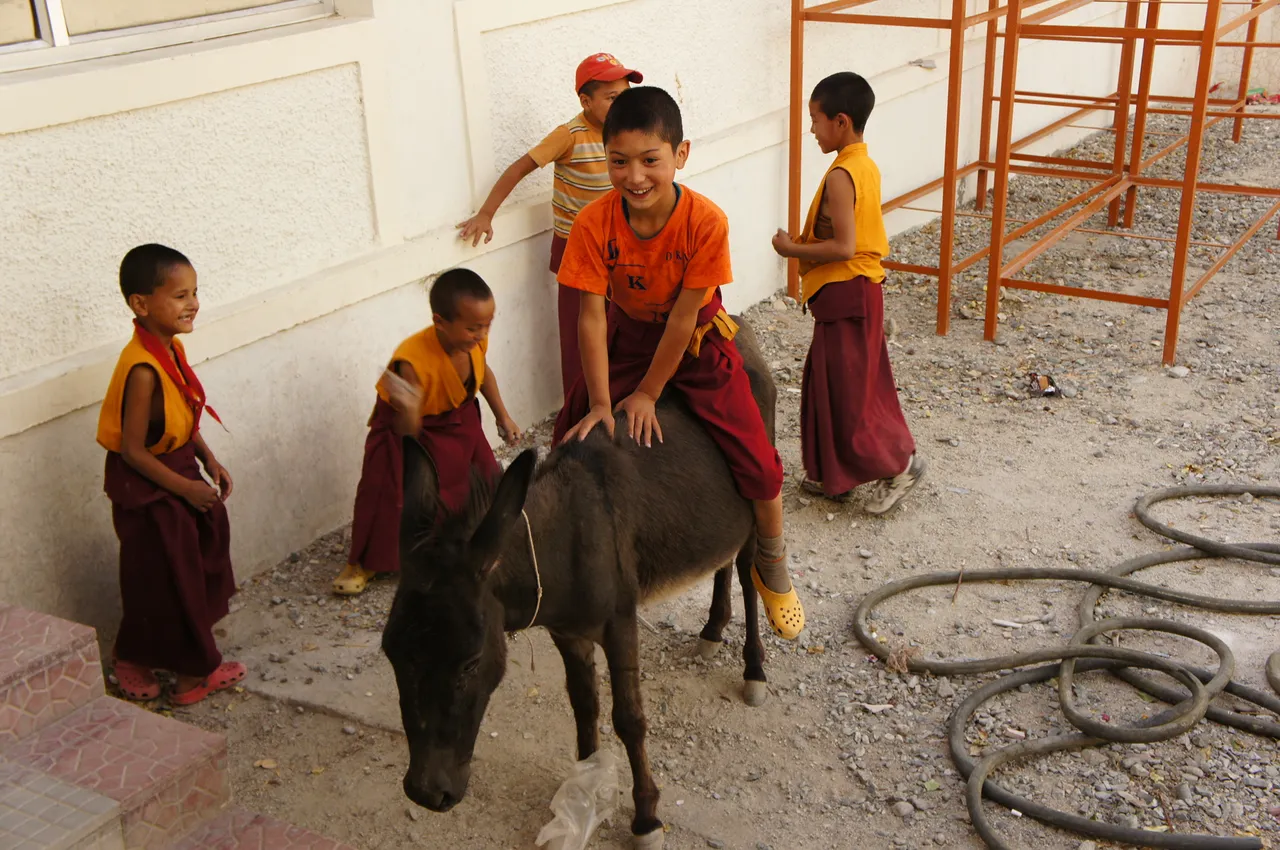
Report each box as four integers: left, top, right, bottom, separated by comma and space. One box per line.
787, 0, 1280, 365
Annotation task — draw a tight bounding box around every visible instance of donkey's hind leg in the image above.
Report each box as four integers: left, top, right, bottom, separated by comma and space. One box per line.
697, 563, 734, 660
549, 631, 600, 761
735, 540, 768, 707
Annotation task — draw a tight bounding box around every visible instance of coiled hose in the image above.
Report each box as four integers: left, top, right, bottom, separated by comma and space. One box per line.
852, 484, 1280, 849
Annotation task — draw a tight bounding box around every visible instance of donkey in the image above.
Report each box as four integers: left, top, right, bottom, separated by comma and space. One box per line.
381, 319, 778, 847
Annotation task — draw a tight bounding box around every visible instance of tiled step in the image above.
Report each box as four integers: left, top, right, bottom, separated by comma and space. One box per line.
167, 808, 360, 850
0, 760, 122, 850
1, 696, 228, 849
0, 607, 104, 746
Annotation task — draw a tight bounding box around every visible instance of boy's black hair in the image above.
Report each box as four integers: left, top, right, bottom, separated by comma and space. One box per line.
579, 78, 607, 98
430, 268, 493, 321
119, 243, 192, 301
602, 86, 683, 149
811, 72, 875, 134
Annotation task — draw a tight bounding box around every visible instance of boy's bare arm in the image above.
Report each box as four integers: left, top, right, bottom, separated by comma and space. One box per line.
190, 431, 233, 500
563, 292, 614, 442
457, 155, 541, 246
480, 364, 522, 444
119, 364, 219, 512
617, 286, 705, 447
772, 169, 858, 263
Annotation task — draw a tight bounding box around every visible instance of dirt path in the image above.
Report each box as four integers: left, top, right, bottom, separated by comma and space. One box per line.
172, 115, 1280, 850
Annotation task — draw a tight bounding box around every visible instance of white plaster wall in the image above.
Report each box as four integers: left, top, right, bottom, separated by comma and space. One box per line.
0, 0, 1207, 635
1215, 8, 1280, 92
0, 65, 375, 381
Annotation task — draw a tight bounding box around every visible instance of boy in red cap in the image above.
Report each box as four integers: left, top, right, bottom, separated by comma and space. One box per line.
458, 53, 642, 398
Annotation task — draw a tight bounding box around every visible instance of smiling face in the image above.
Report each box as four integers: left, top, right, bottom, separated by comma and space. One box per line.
432, 295, 494, 355
808, 99, 851, 155
606, 130, 690, 216
129, 262, 199, 338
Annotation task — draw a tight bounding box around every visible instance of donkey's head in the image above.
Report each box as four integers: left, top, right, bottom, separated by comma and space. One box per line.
382, 439, 537, 812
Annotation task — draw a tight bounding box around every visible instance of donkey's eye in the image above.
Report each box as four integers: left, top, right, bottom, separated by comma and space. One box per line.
460, 657, 481, 676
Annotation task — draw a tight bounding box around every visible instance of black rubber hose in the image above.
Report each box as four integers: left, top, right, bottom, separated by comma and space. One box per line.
1133, 485, 1280, 566
852, 487, 1279, 850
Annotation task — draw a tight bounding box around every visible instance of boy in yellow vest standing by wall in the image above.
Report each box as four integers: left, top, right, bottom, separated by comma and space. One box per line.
772, 72, 925, 514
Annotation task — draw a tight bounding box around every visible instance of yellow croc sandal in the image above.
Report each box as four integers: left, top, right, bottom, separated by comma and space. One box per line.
332, 563, 375, 596
751, 565, 805, 640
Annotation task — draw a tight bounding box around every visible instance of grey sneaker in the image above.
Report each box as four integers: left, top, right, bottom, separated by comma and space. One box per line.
864, 454, 926, 515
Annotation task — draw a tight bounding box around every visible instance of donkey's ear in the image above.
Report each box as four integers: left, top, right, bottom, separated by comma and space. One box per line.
470, 449, 537, 576
399, 436, 440, 559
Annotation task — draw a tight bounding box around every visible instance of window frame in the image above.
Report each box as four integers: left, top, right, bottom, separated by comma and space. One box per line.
0, 0, 334, 72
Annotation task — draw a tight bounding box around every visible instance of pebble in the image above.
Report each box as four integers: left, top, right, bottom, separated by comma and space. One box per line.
859, 549, 874, 559
342, 725, 357, 736
892, 801, 916, 818
1168, 365, 1191, 378
936, 678, 955, 699
707, 841, 725, 849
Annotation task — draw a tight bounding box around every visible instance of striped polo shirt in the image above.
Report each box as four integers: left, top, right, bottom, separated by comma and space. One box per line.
527, 113, 611, 238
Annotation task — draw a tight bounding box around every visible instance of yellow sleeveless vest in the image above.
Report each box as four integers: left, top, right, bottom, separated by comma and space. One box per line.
375, 328, 487, 418
97, 335, 197, 455
797, 143, 889, 303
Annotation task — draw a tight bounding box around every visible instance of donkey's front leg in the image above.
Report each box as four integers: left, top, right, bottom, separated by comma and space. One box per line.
602, 614, 663, 847
549, 631, 600, 760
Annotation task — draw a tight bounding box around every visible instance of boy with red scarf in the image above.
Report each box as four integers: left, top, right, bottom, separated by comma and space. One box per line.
96, 244, 244, 706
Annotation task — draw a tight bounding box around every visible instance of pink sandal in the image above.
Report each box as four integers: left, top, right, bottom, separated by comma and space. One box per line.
112, 660, 161, 701
171, 661, 247, 706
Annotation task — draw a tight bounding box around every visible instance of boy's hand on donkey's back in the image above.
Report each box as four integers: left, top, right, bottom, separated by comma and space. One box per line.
616, 391, 662, 448
564, 404, 616, 444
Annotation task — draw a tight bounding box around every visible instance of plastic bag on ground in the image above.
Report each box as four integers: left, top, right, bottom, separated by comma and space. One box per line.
534, 750, 620, 850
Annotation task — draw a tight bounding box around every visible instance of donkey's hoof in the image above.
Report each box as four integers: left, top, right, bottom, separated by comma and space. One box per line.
634, 827, 665, 850
696, 638, 723, 661
743, 679, 768, 707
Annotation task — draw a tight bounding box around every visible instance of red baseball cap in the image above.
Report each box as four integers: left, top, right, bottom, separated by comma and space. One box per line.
575, 53, 643, 93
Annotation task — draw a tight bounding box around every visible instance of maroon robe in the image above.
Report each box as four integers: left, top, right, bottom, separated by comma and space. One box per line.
105, 442, 235, 678
801, 277, 915, 496
551, 234, 583, 399
553, 290, 783, 501
347, 397, 499, 573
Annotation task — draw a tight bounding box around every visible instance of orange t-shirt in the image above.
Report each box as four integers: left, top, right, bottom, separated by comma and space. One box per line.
556, 186, 731, 323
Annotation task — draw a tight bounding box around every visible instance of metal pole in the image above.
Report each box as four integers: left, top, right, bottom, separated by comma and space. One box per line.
937, 0, 968, 336
984, 0, 1023, 342
975, 0, 1000, 212
1108, 0, 1141, 226
1123, 0, 1162, 228
1232, 0, 1261, 142
1163, 0, 1222, 366
787, 0, 805, 300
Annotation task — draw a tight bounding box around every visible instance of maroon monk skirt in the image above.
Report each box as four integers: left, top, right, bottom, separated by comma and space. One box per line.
801, 276, 915, 496
347, 397, 499, 573
105, 442, 235, 678
553, 290, 784, 501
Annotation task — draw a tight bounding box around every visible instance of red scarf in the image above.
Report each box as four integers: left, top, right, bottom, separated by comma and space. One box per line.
132, 319, 223, 431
